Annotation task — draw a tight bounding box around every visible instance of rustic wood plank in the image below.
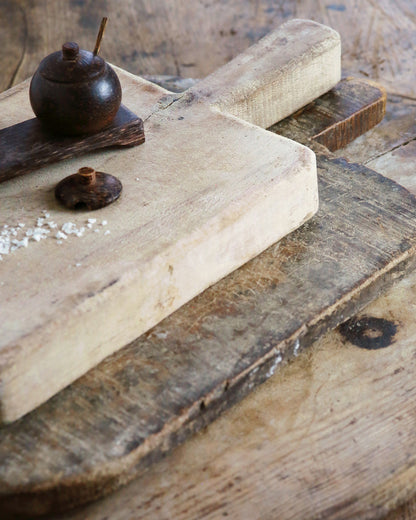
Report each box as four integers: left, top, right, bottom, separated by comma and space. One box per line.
332, 93, 416, 166
272, 77, 386, 151
2, 2, 416, 518
0, 20, 340, 424
32, 110, 416, 520
0, 105, 144, 183
22, 98, 415, 519
2, 152, 416, 515
0, 0, 27, 93
46, 268, 416, 520
2, 1, 415, 99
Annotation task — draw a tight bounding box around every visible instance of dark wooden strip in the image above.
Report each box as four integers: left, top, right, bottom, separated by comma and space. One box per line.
0, 105, 145, 183
271, 78, 386, 151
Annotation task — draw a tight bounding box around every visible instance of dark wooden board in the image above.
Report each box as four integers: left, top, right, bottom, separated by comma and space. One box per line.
274, 77, 386, 151
1, 0, 415, 100
1, 2, 415, 518
0, 104, 144, 183
40, 87, 416, 520
4, 93, 416, 514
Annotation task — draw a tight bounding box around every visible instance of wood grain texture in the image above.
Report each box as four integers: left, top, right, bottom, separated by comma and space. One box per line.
273, 77, 386, 151
1, 1, 415, 98
40, 89, 416, 520
3, 152, 416, 515
387, 499, 416, 520
0, 104, 144, 183
1, 1, 416, 518
331, 94, 416, 166
45, 269, 416, 520
0, 19, 339, 423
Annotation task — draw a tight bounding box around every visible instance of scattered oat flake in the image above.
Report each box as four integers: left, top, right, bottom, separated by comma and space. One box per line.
87, 218, 96, 224
104, 230, 111, 235
56, 231, 67, 240
101, 220, 107, 226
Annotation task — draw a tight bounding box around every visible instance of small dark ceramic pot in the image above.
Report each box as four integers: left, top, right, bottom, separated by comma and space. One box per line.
29, 42, 122, 136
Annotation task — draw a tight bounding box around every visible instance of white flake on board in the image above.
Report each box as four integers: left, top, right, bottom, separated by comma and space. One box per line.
0, 213, 112, 263
266, 348, 283, 378
293, 338, 300, 357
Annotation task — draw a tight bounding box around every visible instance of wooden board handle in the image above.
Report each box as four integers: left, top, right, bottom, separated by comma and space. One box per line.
193, 19, 341, 129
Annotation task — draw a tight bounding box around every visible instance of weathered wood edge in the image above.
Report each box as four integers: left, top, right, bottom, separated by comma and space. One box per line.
0, 105, 145, 183
3, 155, 416, 517
0, 78, 390, 516
5, 250, 416, 518
271, 77, 387, 152
313, 79, 386, 151
0, 19, 342, 425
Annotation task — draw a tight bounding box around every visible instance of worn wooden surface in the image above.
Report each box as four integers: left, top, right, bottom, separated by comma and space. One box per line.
1, 1, 416, 519
0, 104, 145, 183
0, 19, 342, 423
46, 270, 416, 520
44, 85, 416, 520
1, 0, 415, 98
274, 77, 386, 151
3, 80, 416, 515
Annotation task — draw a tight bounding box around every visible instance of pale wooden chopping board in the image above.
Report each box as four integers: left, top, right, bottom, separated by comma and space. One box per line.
3, 75, 416, 517
0, 19, 340, 423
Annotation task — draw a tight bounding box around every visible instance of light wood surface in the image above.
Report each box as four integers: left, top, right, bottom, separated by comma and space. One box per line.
0, 20, 341, 423
48, 86, 416, 520
1, 0, 415, 98
1, 1, 416, 519
3, 80, 415, 517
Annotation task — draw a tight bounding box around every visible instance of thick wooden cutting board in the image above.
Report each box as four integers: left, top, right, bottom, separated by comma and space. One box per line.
0, 19, 341, 423
2, 77, 416, 518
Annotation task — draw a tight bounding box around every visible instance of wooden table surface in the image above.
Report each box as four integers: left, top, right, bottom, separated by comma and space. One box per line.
1, 1, 416, 519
